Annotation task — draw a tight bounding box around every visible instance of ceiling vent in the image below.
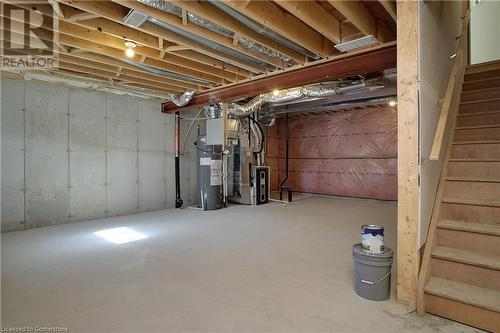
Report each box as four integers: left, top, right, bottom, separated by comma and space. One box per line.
334, 35, 378, 52
123, 10, 149, 28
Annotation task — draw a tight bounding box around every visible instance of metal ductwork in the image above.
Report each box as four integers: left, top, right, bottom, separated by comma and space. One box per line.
137, 0, 293, 68
208, 0, 320, 60
171, 91, 195, 106
121, 59, 211, 85
147, 17, 271, 70
228, 82, 372, 117
14, 70, 173, 100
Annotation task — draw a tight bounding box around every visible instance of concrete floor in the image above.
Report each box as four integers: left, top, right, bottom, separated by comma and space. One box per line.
1, 195, 481, 332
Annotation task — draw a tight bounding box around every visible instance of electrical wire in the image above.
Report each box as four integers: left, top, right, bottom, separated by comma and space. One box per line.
181, 107, 204, 154
246, 115, 265, 154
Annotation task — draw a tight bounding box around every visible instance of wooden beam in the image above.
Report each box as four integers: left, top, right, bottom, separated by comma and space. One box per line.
181, 8, 188, 25
58, 60, 183, 93
379, 0, 397, 21
241, 0, 251, 8
66, 11, 99, 22
222, 0, 336, 57
0, 23, 201, 92
60, 52, 201, 90
3, 8, 227, 85
165, 45, 191, 52
58, 0, 267, 74
162, 44, 397, 112
60, 34, 222, 84
396, 0, 419, 307
232, 32, 240, 46
57, 20, 241, 82
48, 0, 65, 18
168, 0, 305, 63
62, 15, 251, 78
274, 0, 341, 44
328, 0, 394, 43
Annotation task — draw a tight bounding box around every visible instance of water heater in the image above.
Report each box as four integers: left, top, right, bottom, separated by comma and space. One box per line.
196, 134, 222, 210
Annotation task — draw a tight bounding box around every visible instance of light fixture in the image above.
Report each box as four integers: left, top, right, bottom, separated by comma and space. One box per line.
388, 100, 397, 107
272, 89, 280, 96
95, 227, 147, 244
125, 41, 137, 58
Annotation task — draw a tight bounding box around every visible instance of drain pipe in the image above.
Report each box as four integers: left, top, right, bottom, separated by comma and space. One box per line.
175, 112, 183, 208
279, 114, 290, 201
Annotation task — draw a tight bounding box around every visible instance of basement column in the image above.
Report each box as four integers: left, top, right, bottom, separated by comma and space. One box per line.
397, 0, 420, 307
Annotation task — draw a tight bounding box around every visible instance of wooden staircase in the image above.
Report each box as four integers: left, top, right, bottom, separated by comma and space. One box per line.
418, 60, 500, 332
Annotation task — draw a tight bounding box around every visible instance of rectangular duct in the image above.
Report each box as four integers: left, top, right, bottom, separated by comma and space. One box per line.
334, 35, 378, 52
123, 10, 149, 28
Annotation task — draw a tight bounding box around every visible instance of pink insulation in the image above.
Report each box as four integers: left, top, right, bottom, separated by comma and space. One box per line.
266, 107, 397, 200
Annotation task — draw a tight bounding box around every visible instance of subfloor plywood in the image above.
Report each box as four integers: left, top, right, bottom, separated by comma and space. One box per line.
1, 195, 480, 332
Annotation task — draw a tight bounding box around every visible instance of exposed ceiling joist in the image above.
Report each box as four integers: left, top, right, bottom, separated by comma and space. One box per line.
68, 16, 252, 78
111, 0, 287, 68
273, 0, 341, 44
327, 0, 394, 43
66, 11, 100, 22
221, 0, 337, 57
58, 21, 243, 82
62, 52, 202, 90
58, 60, 185, 93
167, 0, 305, 63
57, 1, 271, 73
378, 0, 397, 21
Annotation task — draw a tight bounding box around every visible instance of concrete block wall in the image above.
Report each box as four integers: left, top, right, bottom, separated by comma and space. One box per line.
1, 78, 197, 232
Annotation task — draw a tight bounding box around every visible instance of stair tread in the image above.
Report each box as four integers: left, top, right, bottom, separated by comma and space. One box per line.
446, 176, 500, 182
462, 86, 500, 94
438, 219, 500, 236
425, 277, 500, 312
458, 110, 500, 117
432, 246, 500, 270
455, 124, 500, 130
464, 76, 500, 85
460, 97, 500, 105
442, 198, 500, 207
452, 140, 500, 145
449, 158, 500, 162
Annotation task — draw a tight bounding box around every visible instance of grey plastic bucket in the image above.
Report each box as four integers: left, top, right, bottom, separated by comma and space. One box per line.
352, 243, 393, 301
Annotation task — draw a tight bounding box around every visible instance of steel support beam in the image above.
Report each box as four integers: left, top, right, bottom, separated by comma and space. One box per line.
162, 44, 397, 113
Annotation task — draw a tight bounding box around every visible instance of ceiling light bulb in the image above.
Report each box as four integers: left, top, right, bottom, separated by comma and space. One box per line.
388, 100, 396, 107
272, 90, 280, 96
124, 41, 137, 58
125, 48, 135, 58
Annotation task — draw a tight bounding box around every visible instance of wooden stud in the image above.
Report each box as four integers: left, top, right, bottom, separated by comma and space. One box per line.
47, 0, 65, 18
396, 0, 419, 307
232, 33, 240, 46
181, 8, 188, 25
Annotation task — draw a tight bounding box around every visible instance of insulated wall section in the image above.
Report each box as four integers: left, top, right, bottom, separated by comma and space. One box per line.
267, 106, 397, 200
